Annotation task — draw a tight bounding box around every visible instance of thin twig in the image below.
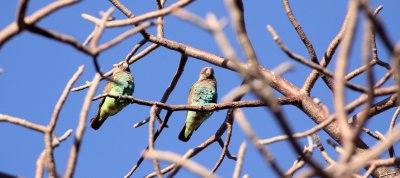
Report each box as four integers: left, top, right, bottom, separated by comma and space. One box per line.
282, 0, 317, 64
107, 0, 151, 38
90, 7, 114, 50
349, 94, 398, 125
313, 134, 335, 165
108, 0, 135, 18
388, 107, 400, 157
225, 0, 259, 66
153, 137, 217, 178
345, 13, 376, 164
259, 116, 334, 145
232, 141, 246, 178
64, 73, 101, 178
16, 0, 29, 28
345, 60, 378, 81
144, 150, 219, 178
362, 164, 376, 178
99, 0, 194, 28
216, 138, 237, 160
375, 70, 393, 88
234, 109, 286, 177
370, 5, 383, 61
125, 111, 173, 178
359, 1, 394, 53
334, 0, 359, 164
285, 136, 315, 176
302, 7, 351, 93
155, 0, 165, 38
393, 45, 400, 107
0, 114, 47, 133
327, 139, 344, 154
210, 120, 234, 173
124, 39, 147, 63
173, 9, 211, 31
149, 106, 162, 178
362, 127, 382, 141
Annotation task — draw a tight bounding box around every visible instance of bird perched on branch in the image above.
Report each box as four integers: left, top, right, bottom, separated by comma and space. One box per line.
90, 61, 134, 130
179, 67, 217, 142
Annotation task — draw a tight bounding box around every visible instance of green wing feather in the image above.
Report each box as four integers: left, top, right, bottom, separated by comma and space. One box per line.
90, 80, 113, 130
179, 80, 216, 141
90, 70, 133, 130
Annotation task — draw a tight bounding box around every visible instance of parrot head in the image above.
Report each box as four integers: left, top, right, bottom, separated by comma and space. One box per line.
198, 67, 214, 81
113, 61, 130, 74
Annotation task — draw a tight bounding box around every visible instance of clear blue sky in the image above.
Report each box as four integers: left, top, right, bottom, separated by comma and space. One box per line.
1, 1, 400, 177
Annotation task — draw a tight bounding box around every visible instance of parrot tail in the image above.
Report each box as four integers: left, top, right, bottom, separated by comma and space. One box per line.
178, 124, 193, 142
90, 112, 105, 130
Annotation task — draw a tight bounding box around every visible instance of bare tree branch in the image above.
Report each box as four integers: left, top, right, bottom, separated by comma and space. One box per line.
144, 150, 219, 178
64, 74, 101, 178
0, 0, 82, 47
0, 114, 47, 133
232, 141, 246, 178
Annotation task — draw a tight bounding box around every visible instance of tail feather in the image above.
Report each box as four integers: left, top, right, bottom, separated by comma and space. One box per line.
178, 124, 193, 142
90, 112, 105, 130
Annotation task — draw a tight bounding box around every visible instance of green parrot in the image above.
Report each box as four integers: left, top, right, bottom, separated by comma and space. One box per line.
90, 61, 134, 130
179, 67, 217, 142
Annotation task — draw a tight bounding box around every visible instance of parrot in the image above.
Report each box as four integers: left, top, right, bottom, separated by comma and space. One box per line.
90, 61, 134, 130
179, 67, 217, 142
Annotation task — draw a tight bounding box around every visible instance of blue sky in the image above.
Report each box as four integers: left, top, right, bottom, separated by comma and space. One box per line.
1, 1, 400, 177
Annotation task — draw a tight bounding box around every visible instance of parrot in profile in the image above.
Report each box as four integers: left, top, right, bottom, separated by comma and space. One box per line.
179, 67, 217, 142
90, 61, 134, 130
